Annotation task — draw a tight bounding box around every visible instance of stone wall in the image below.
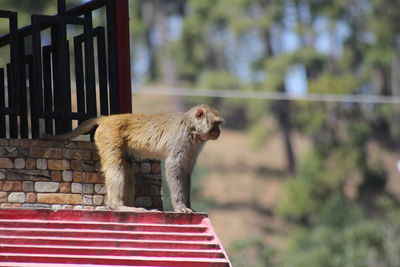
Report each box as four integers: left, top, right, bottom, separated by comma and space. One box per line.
0, 139, 162, 210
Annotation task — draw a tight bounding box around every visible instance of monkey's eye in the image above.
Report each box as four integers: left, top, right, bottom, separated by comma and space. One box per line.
212, 121, 222, 128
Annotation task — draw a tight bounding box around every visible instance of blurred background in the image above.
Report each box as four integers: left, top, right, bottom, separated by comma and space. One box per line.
2, 0, 400, 266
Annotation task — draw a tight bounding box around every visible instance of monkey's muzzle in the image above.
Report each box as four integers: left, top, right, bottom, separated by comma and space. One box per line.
208, 125, 220, 140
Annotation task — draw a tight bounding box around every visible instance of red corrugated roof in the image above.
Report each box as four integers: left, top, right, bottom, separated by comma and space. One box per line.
0, 209, 231, 266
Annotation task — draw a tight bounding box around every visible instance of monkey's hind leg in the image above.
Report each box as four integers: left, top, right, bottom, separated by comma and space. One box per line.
105, 158, 151, 212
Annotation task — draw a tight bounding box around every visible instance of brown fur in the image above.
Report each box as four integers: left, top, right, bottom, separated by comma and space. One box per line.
42, 104, 223, 212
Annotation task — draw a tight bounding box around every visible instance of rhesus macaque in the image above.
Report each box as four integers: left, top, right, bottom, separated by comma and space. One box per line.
43, 104, 223, 213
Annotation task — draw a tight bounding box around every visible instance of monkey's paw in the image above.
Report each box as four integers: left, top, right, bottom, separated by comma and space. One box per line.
175, 206, 195, 213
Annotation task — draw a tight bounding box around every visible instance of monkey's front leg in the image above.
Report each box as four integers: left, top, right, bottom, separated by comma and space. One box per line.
165, 156, 194, 213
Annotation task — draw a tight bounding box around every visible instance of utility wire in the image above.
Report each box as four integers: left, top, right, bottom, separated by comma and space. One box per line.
133, 87, 400, 104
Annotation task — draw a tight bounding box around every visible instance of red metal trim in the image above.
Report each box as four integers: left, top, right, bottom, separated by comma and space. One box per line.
0, 208, 232, 266
114, 0, 132, 113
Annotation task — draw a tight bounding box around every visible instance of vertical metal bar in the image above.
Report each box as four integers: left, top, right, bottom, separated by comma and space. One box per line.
9, 12, 20, 110
114, 0, 132, 114
7, 63, 18, 138
57, 0, 66, 15
106, 0, 118, 114
52, 20, 72, 134
73, 36, 85, 121
0, 69, 5, 137
43, 45, 53, 134
51, 26, 60, 133
8, 12, 19, 138
31, 16, 43, 138
96, 27, 109, 115
18, 37, 28, 138
84, 12, 97, 118
27, 55, 35, 139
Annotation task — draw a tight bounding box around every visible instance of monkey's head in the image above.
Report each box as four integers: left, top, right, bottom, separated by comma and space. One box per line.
189, 104, 223, 142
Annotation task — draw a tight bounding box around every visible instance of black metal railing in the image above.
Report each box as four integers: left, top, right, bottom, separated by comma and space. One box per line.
0, 0, 130, 139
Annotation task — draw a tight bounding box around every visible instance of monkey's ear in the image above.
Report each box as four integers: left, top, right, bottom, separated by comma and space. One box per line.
195, 109, 205, 119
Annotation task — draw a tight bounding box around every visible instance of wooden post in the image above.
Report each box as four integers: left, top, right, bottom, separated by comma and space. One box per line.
113, 0, 132, 114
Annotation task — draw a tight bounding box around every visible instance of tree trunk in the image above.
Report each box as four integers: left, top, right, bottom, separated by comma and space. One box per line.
272, 90, 296, 175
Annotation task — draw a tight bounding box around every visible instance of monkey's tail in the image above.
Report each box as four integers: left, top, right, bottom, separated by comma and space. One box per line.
41, 117, 99, 141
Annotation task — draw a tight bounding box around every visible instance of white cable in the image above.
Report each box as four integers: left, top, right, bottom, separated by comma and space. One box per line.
133, 86, 400, 104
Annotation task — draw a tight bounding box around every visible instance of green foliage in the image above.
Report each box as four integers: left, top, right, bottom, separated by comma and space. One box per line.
229, 237, 276, 267
293, 103, 327, 135
308, 73, 359, 95
281, 207, 400, 267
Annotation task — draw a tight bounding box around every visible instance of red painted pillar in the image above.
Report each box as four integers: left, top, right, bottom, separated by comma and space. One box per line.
114, 0, 132, 113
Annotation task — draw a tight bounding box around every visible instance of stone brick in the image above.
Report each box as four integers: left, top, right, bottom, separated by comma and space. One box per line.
149, 185, 161, 196
140, 162, 151, 174
4, 147, 17, 157
84, 206, 95, 210
35, 182, 60, 193
51, 171, 62, 182
64, 142, 78, 148
8, 192, 26, 203
76, 141, 96, 149
95, 206, 108, 210
63, 149, 91, 160
132, 162, 140, 173
72, 172, 82, 182
73, 205, 84, 210
0, 192, 8, 202
12, 203, 22, 208
0, 139, 8, 146
23, 181, 34, 192
48, 159, 70, 170
93, 195, 104, 206
152, 197, 163, 210
60, 182, 71, 193
25, 159, 36, 169
71, 183, 82, 193
14, 158, 25, 169
83, 195, 93, 205
62, 170, 73, 182
136, 185, 149, 196
0, 203, 12, 208
3, 181, 22, 191
6, 169, 50, 181
0, 158, 13, 168
37, 193, 82, 204
21, 139, 63, 148
95, 162, 101, 171
62, 205, 74, 209
30, 147, 63, 159
26, 192, 37, 203
83, 172, 103, 183
51, 205, 62, 210
135, 196, 152, 208
82, 161, 95, 172
94, 184, 106, 194
9, 139, 19, 146
0, 169, 5, 180
36, 159, 47, 170
151, 162, 161, 173
22, 203, 51, 209
83, 183, 94, 194
17, 147, 29, 157
71, 160, 83, 171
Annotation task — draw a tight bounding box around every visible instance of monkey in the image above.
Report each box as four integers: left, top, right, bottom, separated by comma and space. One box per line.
42, 104, 223, 213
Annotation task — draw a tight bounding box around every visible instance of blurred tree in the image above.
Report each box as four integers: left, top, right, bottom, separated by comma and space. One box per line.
128, 1, 400, 265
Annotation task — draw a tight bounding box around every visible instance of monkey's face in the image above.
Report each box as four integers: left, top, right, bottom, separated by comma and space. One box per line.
207, 121, 222, 140
192, 105, 223, 141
